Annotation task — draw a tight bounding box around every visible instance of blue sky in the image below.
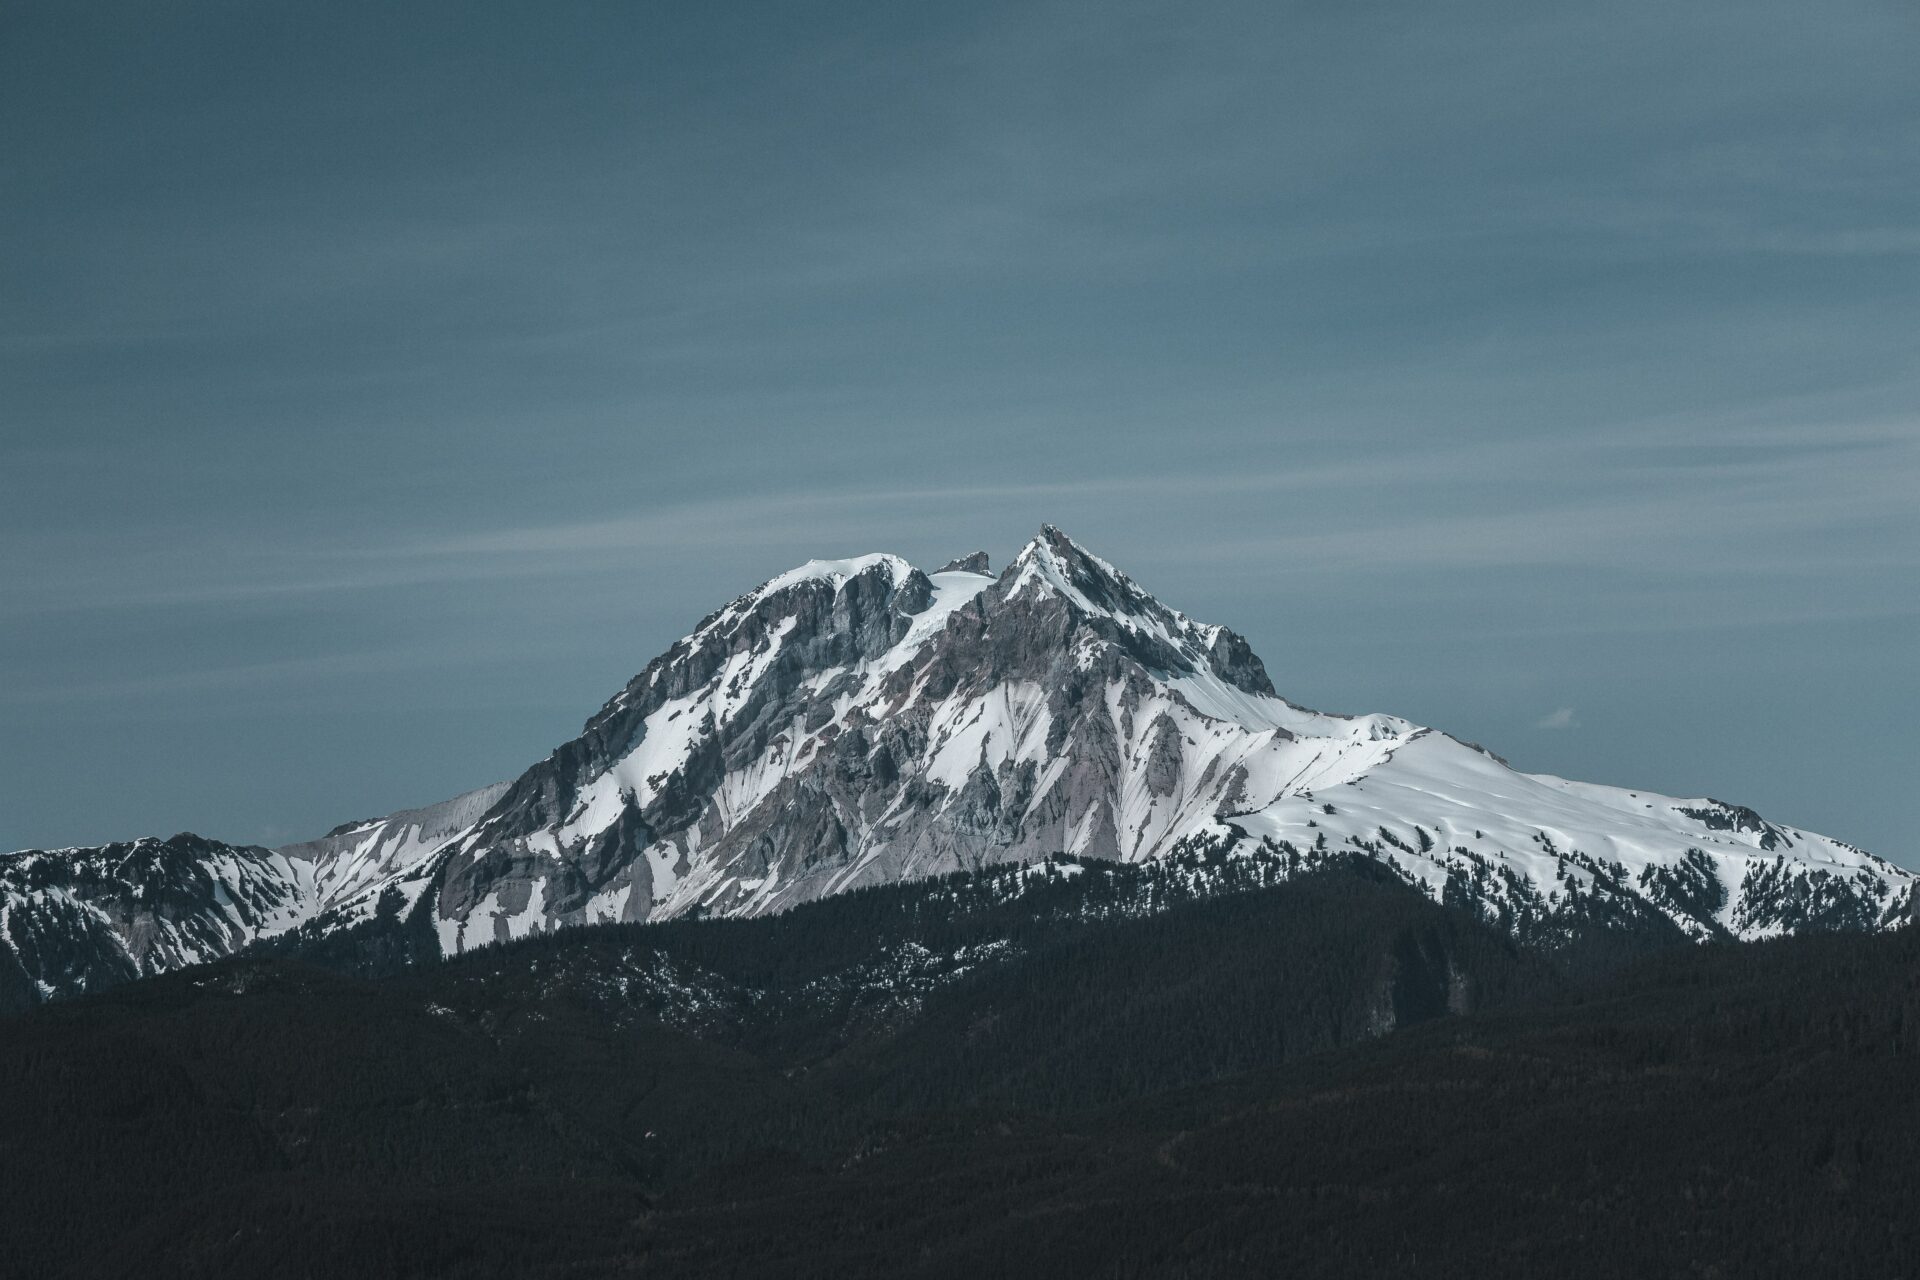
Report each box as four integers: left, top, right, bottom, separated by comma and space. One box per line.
3, 0, 1915, 863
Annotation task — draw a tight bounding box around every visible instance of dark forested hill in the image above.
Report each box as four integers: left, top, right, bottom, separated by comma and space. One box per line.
2, 861, 1915, 1279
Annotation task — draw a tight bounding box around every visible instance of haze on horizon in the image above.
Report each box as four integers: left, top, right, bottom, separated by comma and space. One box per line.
2, 0, 1915, 865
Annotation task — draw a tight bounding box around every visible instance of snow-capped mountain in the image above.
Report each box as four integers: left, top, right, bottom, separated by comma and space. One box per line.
3, 527, 1912, 1007
0, 834, 310, 1007
0, 785, 509, 1008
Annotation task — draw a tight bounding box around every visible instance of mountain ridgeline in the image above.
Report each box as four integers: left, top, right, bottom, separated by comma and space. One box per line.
3, 526, 1912, 1009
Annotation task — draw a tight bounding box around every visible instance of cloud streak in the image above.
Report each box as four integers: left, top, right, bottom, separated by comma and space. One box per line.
8, 410, 1914, 623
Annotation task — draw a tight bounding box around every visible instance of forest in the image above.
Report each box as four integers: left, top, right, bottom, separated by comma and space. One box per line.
1, 857, 1915, 1278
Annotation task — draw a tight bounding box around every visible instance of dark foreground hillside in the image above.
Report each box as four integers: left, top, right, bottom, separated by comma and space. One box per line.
1, 863, 1915, 1279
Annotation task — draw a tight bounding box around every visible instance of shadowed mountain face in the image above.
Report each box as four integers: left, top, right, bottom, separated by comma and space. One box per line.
3, 527, 1912, 1007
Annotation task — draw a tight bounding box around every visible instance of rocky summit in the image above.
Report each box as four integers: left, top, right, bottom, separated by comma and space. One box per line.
4, 526, 1912, 1008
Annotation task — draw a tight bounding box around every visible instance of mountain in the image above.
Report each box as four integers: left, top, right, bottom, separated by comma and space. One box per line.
3, 526, 1911, 1007
0, 785, 508, 1009
0, 833, 312, 1009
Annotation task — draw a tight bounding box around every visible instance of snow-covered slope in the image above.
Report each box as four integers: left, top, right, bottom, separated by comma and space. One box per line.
0, 784, 506, 1010
3, 527, 1912, 1005
275, 781, 512, 926
0, 834, 315, 1008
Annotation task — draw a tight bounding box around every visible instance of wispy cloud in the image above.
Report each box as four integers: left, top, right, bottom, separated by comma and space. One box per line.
1535, 707, 1578, 730
8, 411, 1914, 624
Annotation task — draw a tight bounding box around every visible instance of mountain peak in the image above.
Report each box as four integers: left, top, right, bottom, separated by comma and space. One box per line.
1019, 523, 1099, 567
683, 551, 933, 648
1007, 526, 1139, 614
937, 552, 991, 575
758, 552, 917, 599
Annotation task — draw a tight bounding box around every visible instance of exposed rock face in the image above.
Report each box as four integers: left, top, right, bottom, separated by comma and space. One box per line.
4, 527, 1914, 1003
0, 834, 310, 1011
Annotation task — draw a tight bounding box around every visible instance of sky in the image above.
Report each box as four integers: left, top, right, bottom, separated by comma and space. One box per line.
2, 0, 1916, 864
